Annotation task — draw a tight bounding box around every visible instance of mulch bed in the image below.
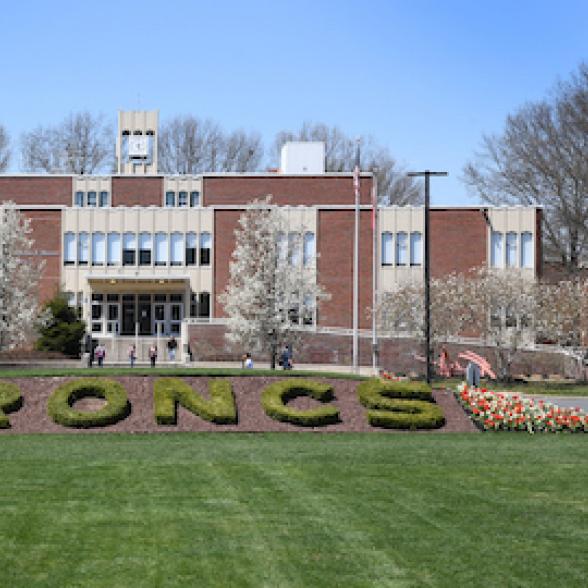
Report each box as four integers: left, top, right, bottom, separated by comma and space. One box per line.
0, 376, 478, 435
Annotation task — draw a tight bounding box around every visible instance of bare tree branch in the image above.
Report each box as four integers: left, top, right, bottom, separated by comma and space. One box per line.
0, 125, 10, 172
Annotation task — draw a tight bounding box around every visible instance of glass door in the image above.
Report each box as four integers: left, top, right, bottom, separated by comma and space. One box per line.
121, 295, 136, 335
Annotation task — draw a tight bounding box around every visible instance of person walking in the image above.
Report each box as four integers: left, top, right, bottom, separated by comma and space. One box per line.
167, 336, 178, 362
95, 343, 106, 367
149, 344, 158, 368
128, 344, 136, 368
280, 345, 292, 370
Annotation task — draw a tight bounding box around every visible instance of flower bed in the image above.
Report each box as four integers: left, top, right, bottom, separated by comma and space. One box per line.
455, 382, 588, 433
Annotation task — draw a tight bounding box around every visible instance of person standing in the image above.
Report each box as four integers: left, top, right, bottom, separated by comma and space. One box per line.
280, 345, 292, 370
244, 352, 253, 369
128, 344, 137, 368
95, 343, 106, 367
149, 344, 158, 368
167, 336, 178, 362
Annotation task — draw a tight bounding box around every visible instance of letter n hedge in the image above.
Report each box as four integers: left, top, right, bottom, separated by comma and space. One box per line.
0, 382, 23, 428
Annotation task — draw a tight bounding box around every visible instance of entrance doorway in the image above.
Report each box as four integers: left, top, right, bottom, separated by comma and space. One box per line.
121, 298, 136, 335
138, 301, 152, 335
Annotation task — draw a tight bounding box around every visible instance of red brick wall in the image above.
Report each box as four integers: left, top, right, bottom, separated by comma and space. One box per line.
24, 210, 62, 303
430, 209, 487, 278
111, 177, 163, 206
203, 175, 373, 206
317, 210, 373, 328
0, 177, 71, 205
213, 210, 241, 317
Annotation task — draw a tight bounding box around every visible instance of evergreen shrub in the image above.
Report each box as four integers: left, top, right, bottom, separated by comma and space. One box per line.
0, 381, 22, 428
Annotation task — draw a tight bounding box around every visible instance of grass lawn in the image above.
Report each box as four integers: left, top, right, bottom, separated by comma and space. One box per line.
437, 377, 588, 397
0, 434, 586, 587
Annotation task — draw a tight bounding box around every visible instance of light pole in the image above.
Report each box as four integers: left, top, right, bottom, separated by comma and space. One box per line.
406, 170, 447, 384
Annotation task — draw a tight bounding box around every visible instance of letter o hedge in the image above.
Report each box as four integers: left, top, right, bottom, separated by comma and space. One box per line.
357, 378, 444, 430
261, 379, 340, 426
0, 381, 23, 429
48, 378, 130, 428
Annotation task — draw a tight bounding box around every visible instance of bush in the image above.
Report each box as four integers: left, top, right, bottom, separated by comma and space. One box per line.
357, 378, 444, 429
0, 381, 22, 428
47, 378, 130, 428
261, 379, 340, 427
36, 292, 86, 358
154, 378, 237, 425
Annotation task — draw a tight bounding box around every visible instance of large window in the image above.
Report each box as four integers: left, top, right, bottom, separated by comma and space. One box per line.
170, 232, 183, 266
277, 231, 287, 262
395, 231, 408, 265
92, 232, 105, 265
303, 232, 315, 267
199, 292, 210, 317
190, 191, 200, 207
99, 191, 109, 207
521, 232, 533, 268
381, 232, 393, 266
178, 191, 188, 207
506, 232, 518, 267
87, 191, 97, 207
288, 232, 300, 266
78, 232, 89, 265
139, 232, 152, 266
123, 232, 136, 265
200, 232, 211, 266
165, 191, 175, 207
491, 231, 503, 267
64, 232, 76, 265
107, 232, 121, 265
186, 232, 197, 265
75, 191, 84, 207
410, 232, 422, 266
154, 232, 168, 266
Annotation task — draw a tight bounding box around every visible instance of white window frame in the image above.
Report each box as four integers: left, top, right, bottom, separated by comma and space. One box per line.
381, 232, 393, 266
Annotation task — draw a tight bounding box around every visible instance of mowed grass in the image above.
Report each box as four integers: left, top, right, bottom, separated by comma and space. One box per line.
0, 434, 587, 588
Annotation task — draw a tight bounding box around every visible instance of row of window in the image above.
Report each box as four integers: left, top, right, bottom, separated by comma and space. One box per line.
276, 232, 316, 268
74, 191, 110, 207
491, 231, 533, 268
63, 232, 212, 267
165, 191, 201, 207
381, 231, 422, 266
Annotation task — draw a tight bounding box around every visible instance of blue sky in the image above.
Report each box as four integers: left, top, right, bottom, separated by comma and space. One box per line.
1, 0, 587, 204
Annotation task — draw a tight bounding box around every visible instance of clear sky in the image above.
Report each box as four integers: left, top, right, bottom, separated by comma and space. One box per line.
1, 0, 587, 204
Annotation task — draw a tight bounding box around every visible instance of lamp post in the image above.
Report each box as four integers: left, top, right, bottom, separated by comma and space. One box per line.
406, 170, 447, 384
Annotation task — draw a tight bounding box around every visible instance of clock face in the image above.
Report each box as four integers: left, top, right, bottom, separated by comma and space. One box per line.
128, 136, 148, 157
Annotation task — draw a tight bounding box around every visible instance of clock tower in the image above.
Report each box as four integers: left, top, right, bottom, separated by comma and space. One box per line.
116, 110, 159, 175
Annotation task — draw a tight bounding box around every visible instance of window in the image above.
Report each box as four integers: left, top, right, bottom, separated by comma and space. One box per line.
303, 232, 315, 267
107, 232, 121, 266
165, 191, 175, 207
199, 292, 210, 317
491, 231, 503, 267
139, 232, 152, 265
154, 232, 168, 266
78, 232, 89, 265
521, 232, 533, 268
92, 232, 105, 265
381, 232, 393, 266
186, 232, 197, 265
178, 191, 188, 207
302, 294, 314, 325
87, 191, 97, 207
170, 232, 183, 265
200, 232, 211, 265
99, 191, 109, 207
64, 232, 76, 265
75, 191, 84, 207
288, 232, 300, 266
190, 191, 200, 207
190, 293, 198, 317
123, 232, 136, 265
395, 232, 408, 265
277, 231, 287, 262
506, 232, 517, 267
410, 232, 422, 266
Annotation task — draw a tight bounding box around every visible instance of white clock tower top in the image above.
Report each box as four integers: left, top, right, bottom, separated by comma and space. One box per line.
116, 110, 159, 175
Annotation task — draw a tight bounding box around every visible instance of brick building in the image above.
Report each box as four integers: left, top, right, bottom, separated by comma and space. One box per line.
0, 111, 542, 363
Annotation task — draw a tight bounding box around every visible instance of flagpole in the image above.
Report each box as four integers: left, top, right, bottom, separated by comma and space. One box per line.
352, 141, 360, 373
371, 170, 378, 375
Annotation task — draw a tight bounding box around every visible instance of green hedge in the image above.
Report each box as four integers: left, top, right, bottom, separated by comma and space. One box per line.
261, 379, 340, 427
47, 378, 130, 428
154, 378, 237, 425
357, 378, 444, 429
0, 381, 22, 429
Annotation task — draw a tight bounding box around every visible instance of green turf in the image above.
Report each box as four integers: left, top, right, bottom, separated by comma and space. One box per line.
0, 434, 586, 587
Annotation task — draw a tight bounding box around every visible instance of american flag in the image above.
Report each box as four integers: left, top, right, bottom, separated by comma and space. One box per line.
353, 142, 360, 202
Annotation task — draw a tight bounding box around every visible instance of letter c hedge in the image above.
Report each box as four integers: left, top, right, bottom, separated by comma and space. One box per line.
0, 381, 23, 429
261, 379, 340, 426
48, 378, 130, 428
357, 378, 445, 429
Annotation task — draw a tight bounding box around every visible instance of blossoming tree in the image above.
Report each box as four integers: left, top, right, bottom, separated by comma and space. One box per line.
0, 202, 46, 350
220, 198, 330, 368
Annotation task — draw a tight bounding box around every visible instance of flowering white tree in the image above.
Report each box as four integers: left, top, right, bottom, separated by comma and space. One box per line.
0, 203, 46, 350
220, 198, 330, 368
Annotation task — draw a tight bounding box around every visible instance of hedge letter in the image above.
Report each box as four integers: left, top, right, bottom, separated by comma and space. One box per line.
261, 379, 340, 426
0, 382, 23, 429
154, 378, 237, 425
48, 378, 130, 428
